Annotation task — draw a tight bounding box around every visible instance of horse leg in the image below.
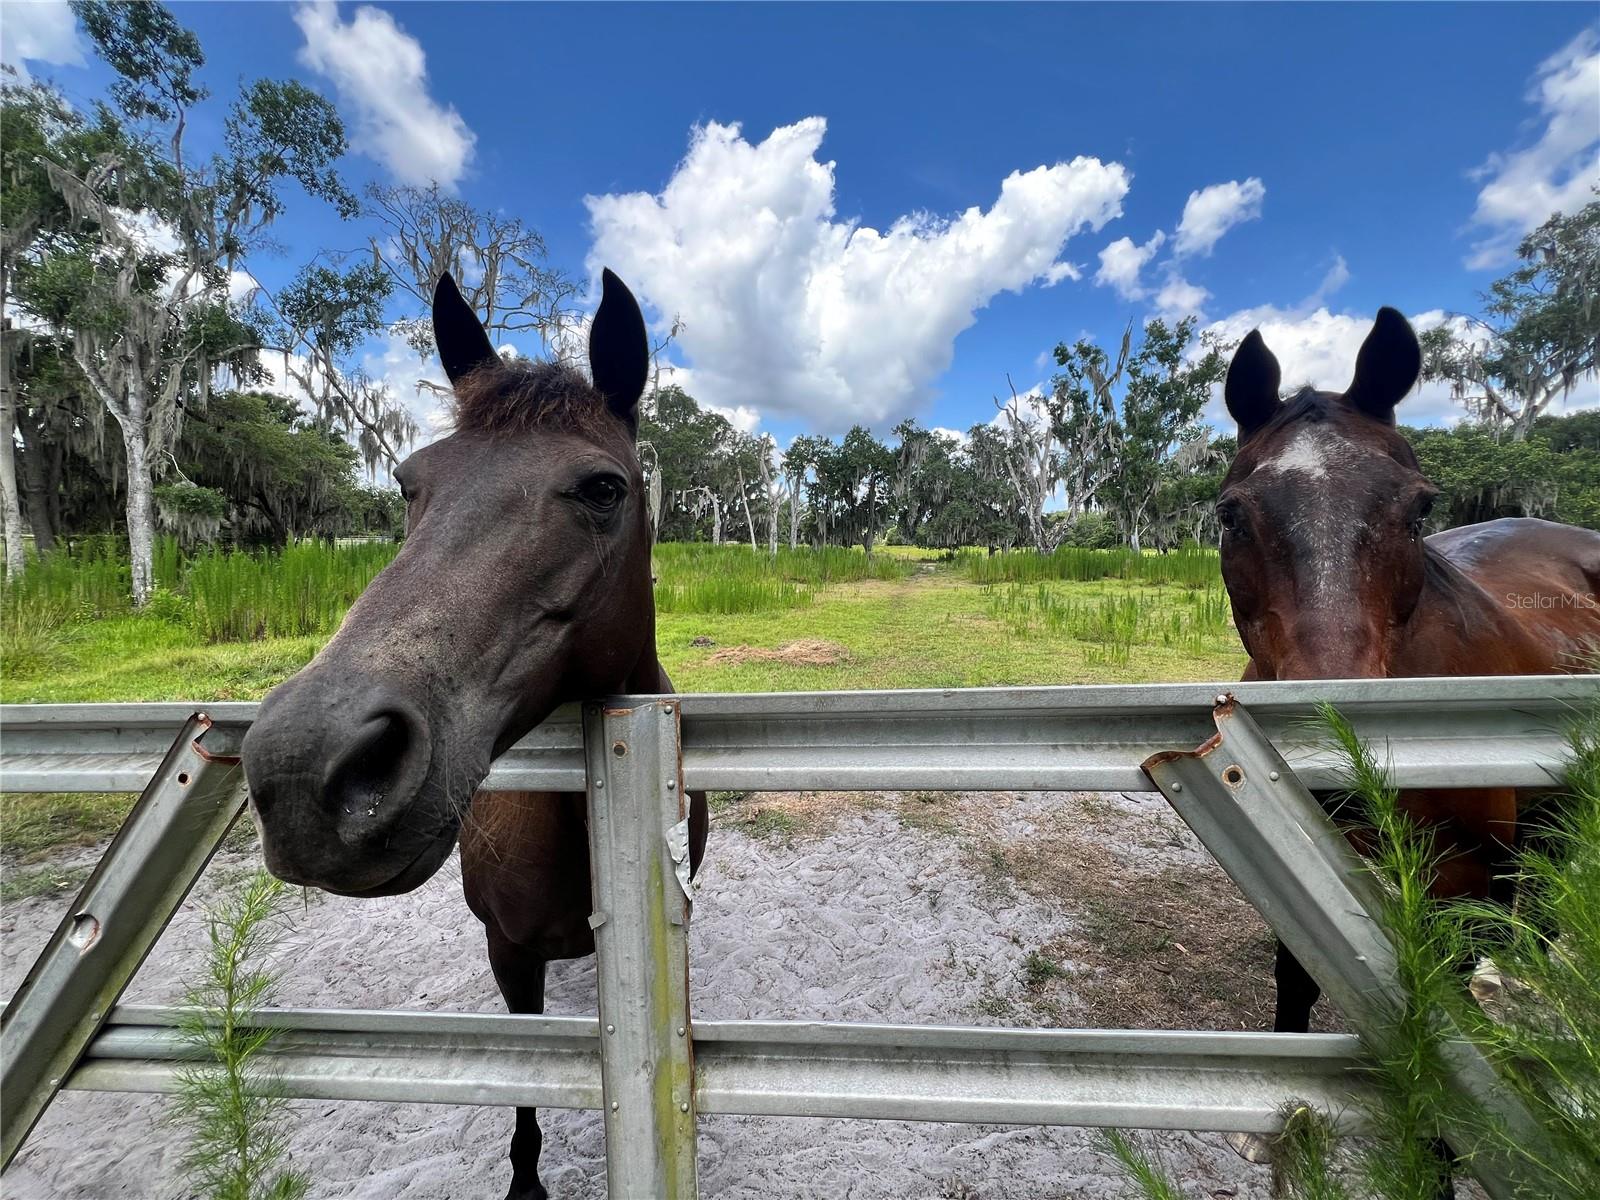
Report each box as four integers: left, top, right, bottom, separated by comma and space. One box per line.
486, 926, 551, 1200
1272, 939, 1321, 1033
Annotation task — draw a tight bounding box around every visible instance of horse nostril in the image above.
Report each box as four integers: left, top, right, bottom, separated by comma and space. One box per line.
324, 708, 426, 828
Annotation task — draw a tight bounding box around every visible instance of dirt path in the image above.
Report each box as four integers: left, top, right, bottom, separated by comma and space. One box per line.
2, 789, 1324, 1200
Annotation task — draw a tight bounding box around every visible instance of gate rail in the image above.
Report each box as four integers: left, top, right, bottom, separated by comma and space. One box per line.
3, 674, 1596, 1197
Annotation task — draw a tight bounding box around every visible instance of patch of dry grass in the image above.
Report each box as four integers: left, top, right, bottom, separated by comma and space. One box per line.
704, 638, 852, 667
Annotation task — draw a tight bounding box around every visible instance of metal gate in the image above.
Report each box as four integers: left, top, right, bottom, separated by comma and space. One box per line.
3, 675, 1592, 1197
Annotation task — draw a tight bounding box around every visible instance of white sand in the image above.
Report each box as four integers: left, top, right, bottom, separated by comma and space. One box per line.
2, 795, 1275, 1200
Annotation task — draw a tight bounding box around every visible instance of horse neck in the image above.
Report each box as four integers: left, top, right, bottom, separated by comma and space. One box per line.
620, 604, 668, 693
622, 646, 667, 693
1392, 546, 1539, 674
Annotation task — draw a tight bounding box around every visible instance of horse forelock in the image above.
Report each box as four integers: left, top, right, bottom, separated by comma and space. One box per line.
450, 358, 626, 443
1238, 387, 1418, 480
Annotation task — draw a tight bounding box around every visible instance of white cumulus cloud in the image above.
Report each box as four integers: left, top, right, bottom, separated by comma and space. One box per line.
1465, 28, 1600, 269
586, 118, 1129, 432
1094, 230, 1166, 300
0, 0, 84, 80
293, 0, 475, 189
1173, 177, 1266, 258
1201, 304, 1483, 428
1153, 273, 1211, 322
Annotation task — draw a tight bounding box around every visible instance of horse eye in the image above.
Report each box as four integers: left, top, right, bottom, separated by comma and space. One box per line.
1410, 493, 1435, 538
1217, 504, 1244, 536
578, 476, 625, 510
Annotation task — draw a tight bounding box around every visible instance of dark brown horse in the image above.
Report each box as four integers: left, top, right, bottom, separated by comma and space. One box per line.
242, 271, 707, 1200
1218, 308, 1600, 1148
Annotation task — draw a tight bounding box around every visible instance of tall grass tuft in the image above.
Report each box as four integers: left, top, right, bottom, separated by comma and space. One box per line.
1447, 701, 1600, 1197
960, 544, 1222, 588
984, 580, 1233, 662
1314, 696, 1600, 1199
1316, 701, 1465, 1200
1096, 1130, 1184, 1200
652, 543, 915, 613
185, 542, 398, 642
1270, 1103, 1354, 1200
171, 868, 307, 1200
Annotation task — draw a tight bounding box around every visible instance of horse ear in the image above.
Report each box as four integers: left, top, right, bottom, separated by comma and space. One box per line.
1345, 307, 1421, 423
590, 268, 648, 431
1225, 329, 1283, 439
432, 273, 497, 385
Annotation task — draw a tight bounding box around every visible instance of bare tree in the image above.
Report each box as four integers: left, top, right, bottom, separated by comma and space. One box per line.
754, 434, 783, 555
682, 484, 723, 545
993, 378, 1062, 553
366, 181, 582, 361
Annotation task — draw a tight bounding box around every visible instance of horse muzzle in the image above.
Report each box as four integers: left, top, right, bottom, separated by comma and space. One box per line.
244, 670, 460, 896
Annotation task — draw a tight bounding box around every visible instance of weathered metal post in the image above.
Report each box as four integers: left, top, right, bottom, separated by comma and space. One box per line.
583, 698, 697, 1199
1, 714, 245, 1170
1143, 695, 1554, 1200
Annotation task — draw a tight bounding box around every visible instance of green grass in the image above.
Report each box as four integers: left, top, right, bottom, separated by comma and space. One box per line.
960, 544, 1222, 587
651, 542, 917, 614
0, 863, 91, 902
1022, 950, 1069, 988
185, 542, 398, 641
2, 536, 397, 648
0, 791, 137, 860
657, 572, 1244, 693
1, 551, 1246, 704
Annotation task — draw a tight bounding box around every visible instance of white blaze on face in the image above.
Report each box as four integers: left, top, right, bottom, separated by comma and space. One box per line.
1249, 426, 1377, 606
1256, 429, 1332, 480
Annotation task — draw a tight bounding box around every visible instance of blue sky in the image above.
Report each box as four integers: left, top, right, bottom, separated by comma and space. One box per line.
5, 1, 1597, 446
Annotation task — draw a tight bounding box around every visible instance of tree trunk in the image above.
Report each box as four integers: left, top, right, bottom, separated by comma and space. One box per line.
0, 288, 27, 577
787, 477, 802, 549
113, 374, 157, 606
735, 465, 758, 552
15, 408, 58, 552
0, 394, 26, 578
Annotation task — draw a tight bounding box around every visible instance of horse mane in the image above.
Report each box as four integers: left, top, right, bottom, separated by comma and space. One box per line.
449, 358, 618, 437
1272, 387, 1333, 429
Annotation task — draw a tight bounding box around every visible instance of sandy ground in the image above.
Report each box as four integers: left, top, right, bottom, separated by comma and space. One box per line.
3, 789, 1328, 1200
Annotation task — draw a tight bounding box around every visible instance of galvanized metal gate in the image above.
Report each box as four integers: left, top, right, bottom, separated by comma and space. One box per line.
2, 675, 1593, 1197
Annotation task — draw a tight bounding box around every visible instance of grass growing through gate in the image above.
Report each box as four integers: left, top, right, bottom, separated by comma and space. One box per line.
171, 868, 307, 1200
1104, 697, 1600, 1200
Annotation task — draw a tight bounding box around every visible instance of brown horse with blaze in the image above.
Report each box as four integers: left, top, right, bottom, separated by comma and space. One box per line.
1218, 307, 1600, 1043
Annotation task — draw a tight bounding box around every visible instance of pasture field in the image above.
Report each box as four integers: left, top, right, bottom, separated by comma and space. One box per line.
0, 539, 1244, 705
